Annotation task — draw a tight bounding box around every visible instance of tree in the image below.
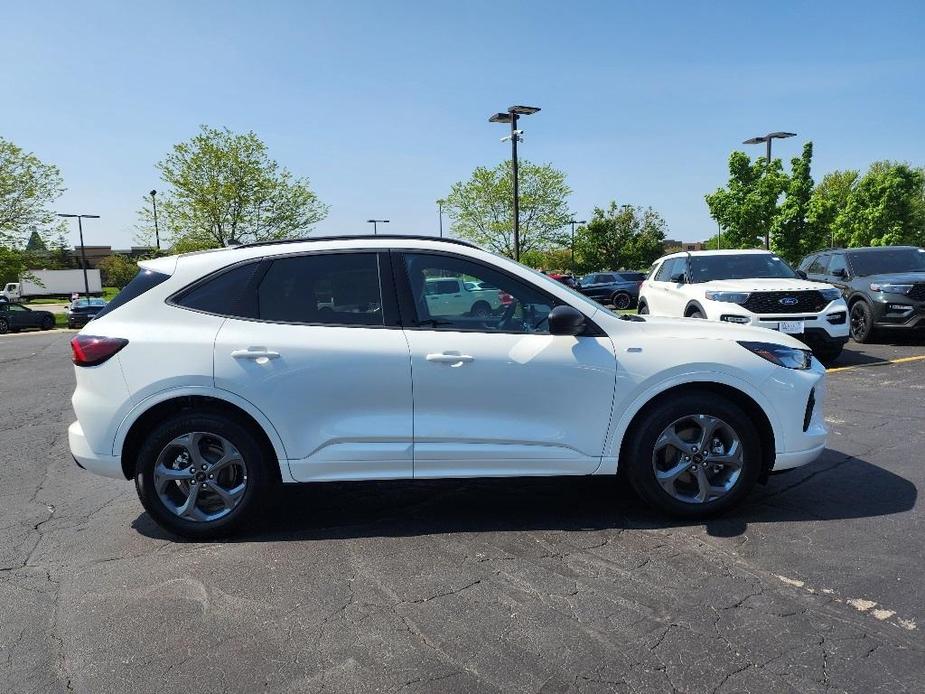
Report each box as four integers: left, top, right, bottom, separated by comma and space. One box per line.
705, 151, 788, 249
833, 162, 925, 247
771, 142, 814, 264
96, 254, 138, 288
0, 136, 66, 247
807, 169, 858, 250
25, 229, 47, 251
444, 160, 571, 257
573, 202, 668, 272
143, 125, 329, 250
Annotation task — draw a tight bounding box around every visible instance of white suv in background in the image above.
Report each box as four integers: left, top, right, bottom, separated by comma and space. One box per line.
638, 250, 849, 361
69, 236, 828, 538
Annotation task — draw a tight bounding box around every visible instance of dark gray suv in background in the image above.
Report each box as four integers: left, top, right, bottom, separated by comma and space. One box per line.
798, 246, 925, 342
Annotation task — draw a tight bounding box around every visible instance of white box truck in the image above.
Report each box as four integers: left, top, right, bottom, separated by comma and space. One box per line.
2, 269, 103, 301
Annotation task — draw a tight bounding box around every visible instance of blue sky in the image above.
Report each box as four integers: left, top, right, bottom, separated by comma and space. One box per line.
3, 0, 923, 248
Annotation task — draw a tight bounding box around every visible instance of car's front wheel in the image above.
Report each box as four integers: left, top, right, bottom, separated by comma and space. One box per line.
40, 315, 54, 330
623, 393, 762, 518
638, 302, 649, 315
135, 411, 271, 539
0, 318, 7, 334
849, 301, 876, 343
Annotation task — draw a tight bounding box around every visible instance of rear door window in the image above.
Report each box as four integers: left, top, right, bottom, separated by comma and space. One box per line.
175, 261, 262, 317
257, 252, 384, 326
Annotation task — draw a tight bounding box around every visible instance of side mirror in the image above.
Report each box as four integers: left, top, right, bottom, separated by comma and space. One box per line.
548, 305, 586, 336
669, 272, 686, 284
833, 268, 848, 279
795, 269, 808, 280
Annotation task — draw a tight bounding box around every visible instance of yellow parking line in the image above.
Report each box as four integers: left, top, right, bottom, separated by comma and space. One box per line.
827, 354, 925, 373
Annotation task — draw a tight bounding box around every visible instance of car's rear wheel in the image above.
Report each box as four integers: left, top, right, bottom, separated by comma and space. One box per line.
40, 315, 54, 330
849, 301, 876, 343
470, 301, 491, 319
135, 411, 270, 539
611, 292, 632, 310
0, 318, 7, 334
623, 393, 762, 518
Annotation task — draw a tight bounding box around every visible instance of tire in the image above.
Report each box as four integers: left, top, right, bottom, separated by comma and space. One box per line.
687, 310, 705, 319
638, 303, 649, 315
623, 392, 762, 519
134, 411, 271, 539
0, 318, 7, 335
470, 301, 491, 319
611, 292, 632, 310
849, 301, 876, 343
40, 316, 54, 330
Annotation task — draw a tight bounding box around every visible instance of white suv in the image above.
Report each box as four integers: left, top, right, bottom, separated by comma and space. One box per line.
68, 236, 828, 538
638, 250, 849, 361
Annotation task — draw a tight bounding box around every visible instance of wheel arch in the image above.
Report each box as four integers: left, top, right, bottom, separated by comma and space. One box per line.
613, 381, 776, 481
684, 300, 707, 317
117, 391, 288, 482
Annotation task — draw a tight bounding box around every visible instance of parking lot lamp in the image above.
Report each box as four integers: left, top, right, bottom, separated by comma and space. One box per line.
489, 105, 541, 261
367, 219, 389, 235
57, 213, 100, 298
150, 190, 160, 250
568, 219, 586, 273
742, 131, 796, 249
437, 199, 445, 238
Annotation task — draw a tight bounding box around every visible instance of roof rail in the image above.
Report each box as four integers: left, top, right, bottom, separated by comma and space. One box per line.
236, 234, 480, 250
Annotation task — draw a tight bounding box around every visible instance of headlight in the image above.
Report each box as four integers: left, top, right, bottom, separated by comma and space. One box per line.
705, 291, 750, 304
870, 282, 913, 294
738, 341, 812, 370
819, 288, 842, 301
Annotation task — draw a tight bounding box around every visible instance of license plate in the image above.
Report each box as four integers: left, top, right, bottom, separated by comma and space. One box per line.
778, 320, 804, 334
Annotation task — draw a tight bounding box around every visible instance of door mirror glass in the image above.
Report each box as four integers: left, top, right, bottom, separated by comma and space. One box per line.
548, 305, 586, 336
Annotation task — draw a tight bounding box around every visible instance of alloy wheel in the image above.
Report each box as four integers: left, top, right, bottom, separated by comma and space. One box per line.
651, 414, 744, 504
153, 432, 248, 522
849, 303, 869, 340
613, 293, 631, 310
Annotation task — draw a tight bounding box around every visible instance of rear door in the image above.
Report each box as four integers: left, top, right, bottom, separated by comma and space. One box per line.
209, 251, 414, 482
396, 251, 617, 478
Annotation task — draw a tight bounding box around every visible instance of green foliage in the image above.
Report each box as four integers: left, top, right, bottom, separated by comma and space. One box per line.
706, 151, 788, 249
25, 229, 47, 251
807, 169, 858, 250
444, 160, 571, 257
96, 254, 138, 288
832, 162, 925, 248
0, 136, 66, 247
141, 125, 329, 251
520, 246, 573, 272
771, 142, 815, 264
573, 202, 668, 272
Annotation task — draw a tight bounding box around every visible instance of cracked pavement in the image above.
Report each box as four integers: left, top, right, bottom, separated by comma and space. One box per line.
1, 331, 923, 693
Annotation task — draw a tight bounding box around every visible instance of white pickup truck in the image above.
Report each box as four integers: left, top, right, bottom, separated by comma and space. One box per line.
424, 277, 506, 318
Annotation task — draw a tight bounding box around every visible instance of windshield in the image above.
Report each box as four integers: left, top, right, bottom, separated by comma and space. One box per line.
689, 254, 796, 283
73, 299, 107, 308
848, 248, 925, 276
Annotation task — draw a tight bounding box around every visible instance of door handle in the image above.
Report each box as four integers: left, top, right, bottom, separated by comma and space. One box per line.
426, 352, 474, 365
231, 348, 280, 361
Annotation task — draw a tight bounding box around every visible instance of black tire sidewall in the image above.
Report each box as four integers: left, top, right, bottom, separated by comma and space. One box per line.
134, 411, 269, 539
41, 316, 53, 330
0, 318, 7, 334
624, 393, 762, 518
638, 303, 649, 315
689, 311, 705, 319
850, 302, 874, 343
612, 292, 631, 309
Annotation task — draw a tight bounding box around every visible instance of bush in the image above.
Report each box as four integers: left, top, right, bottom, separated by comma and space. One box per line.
96, 254, 138, 288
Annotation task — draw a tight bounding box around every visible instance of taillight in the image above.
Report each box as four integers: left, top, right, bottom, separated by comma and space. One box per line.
70, 335, 128, 367
499, 291, 513, 306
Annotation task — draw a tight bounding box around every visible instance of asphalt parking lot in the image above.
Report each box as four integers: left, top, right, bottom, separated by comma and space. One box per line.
1, 331, 923, 693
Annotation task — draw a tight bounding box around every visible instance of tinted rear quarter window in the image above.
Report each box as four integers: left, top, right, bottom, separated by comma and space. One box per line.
94, 269, 170, 320
175, 261, 261, 317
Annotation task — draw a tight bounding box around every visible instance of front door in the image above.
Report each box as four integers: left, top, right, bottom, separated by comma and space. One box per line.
212, 251, 413, 482
396, 251, 617, 478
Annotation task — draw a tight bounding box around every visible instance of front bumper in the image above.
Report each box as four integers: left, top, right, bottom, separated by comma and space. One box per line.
763, 360, 828, 472
68, 420, 124, 479
871, 298, 925, 330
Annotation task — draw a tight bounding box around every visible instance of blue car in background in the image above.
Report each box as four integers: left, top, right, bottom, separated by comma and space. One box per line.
577, 271, 646, 309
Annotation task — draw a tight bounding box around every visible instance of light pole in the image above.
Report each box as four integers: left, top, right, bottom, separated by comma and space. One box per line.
489, 105, 541, 261
367, 219, 389, 235
150, 190, 160, 250
742, 131, 796, 249
437, 199, 445, 238
567, 219, 586, 273
57, 213, 100, 298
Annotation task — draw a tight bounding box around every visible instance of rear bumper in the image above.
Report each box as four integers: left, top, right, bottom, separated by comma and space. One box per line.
68, 420, 124, 479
